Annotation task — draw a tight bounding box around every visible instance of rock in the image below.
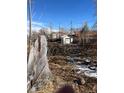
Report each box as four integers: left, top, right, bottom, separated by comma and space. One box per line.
73, 77, 85, 85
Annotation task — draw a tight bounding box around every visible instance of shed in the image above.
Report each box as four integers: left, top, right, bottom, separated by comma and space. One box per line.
61, 35, 73, 44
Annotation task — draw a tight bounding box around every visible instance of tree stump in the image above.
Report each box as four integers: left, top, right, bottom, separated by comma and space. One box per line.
27, 35, 52, 93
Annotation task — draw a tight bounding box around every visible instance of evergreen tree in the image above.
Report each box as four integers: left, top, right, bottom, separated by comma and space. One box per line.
82, 22, 89, 32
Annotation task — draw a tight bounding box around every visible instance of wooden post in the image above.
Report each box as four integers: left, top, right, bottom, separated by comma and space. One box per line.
28, 0, 32, 62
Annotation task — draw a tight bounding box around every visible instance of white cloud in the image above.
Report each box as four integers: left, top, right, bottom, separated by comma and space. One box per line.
27, 21, 45, 27
52, 29, 59, 32
27, 21, 59, 33
27, 21, 47, 31
27, 25, 41, 32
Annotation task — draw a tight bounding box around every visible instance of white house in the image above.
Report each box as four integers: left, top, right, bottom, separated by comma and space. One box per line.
52, 33, 57, 39
61, 35, 73, 44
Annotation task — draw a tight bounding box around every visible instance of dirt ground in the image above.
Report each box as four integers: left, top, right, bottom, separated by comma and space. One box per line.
27, 39, 97, 93
36, 56, 97, 93
50, 56, 96, 93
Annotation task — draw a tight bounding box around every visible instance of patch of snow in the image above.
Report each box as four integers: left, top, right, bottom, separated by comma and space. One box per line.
75, 65, 97, 78
84, 71, 97, 78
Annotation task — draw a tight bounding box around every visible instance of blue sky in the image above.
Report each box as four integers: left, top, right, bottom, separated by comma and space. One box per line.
27, 0, 97, 31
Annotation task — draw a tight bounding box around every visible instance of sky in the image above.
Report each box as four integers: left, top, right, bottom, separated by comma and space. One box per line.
27, 0, 97, 31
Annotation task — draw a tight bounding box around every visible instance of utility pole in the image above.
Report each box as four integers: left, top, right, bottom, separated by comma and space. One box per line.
70, 21, 72, 35
28, 0, 32, 62
59, 24, 60, 38
49, 22, 52, 32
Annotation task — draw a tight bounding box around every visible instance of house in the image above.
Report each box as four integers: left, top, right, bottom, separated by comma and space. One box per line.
51, 32, 58, 39
58, 31, 68, 38
61, 35, 73, 44
51, 31, 68, 39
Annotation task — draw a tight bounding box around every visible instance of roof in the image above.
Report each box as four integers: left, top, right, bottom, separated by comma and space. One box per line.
61, 35, 70, 38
